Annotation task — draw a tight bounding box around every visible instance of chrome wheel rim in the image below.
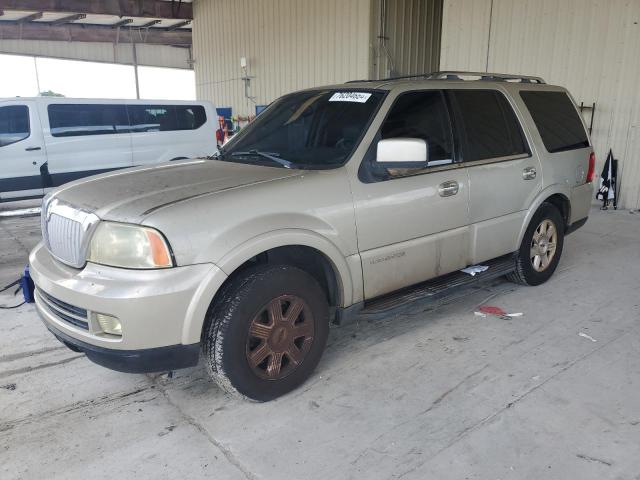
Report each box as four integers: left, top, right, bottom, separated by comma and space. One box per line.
530, 219, 558, 272
245, 295, 314, 381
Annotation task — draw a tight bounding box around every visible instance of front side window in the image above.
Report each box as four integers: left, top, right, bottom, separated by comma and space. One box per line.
520, 91, 589, 153
219, 89, 385, 168
452, 90, 527, 162
128, 105, 207, 132
48, 104, 129, 137
0, 105, 30, 147
380, 90, 453, 163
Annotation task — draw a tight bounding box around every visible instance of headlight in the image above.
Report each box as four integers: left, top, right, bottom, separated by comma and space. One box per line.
87, 222, 174, 269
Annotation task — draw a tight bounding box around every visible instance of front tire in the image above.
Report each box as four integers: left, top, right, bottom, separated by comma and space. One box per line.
507, 202, 564, 286
202, 265, 330, 401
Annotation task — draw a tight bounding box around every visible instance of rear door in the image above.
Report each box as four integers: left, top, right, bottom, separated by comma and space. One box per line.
0, 100, 46, 200
351, 89, 471, 300
449, 89, 541, 263
43, 102, 133, 187
128, 104, 210, 165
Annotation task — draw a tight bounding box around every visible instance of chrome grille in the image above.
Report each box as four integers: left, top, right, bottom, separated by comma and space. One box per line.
42, 196, 100, 268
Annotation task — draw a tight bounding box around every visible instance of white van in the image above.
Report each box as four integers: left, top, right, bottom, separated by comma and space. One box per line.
0, 97, 218, 201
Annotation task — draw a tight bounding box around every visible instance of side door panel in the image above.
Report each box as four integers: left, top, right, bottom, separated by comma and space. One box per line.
350, 89, 471, 300
355, 170, 470, 299
448, 89, 542, 264
42, 102, 133, 187
0, 101, 46, 199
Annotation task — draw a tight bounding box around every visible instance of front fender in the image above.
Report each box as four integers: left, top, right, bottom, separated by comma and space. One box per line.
215, 228, 360, 308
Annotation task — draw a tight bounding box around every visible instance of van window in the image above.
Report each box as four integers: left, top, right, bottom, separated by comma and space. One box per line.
520, 91, 589, 153
452, 90, 527, 162
128, 105, 206, 132
0, 105, 30, 147
48, 104, 130, 137
381, 91, 453, 163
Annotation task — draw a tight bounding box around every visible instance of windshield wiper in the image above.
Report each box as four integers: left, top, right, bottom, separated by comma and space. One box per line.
230, 150, 294, 169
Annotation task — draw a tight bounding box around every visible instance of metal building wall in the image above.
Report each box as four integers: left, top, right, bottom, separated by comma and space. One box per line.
369, 0, 443, 79
0, 39, 192, 69
440, 0, 640, 209
192, 0, 372, 117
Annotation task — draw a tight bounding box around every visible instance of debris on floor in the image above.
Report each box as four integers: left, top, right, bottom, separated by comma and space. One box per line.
475, 305, 524, 320
579, 332, 597, 342
461, 264, 489, 276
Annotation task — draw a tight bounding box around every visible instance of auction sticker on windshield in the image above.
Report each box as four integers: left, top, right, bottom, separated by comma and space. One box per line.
329, 92, 372, 103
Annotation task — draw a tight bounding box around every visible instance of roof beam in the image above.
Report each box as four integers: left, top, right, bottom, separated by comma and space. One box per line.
50, 13, 86, 25
18, 11, 42, 22
0, 21, 191, 46
166, 20, 191, 31
112, 18, 133, 28
0, 0, 192, 20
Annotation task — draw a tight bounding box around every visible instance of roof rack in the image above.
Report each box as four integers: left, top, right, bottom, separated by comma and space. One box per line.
346, 71, 546, 84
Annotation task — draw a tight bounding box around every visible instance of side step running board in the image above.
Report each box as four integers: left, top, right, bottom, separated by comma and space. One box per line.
360, 254, 516, 316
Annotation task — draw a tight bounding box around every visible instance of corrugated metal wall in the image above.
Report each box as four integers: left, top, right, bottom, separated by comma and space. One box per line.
369, 0, 442, 79
441, 0, 640, 209
0, 40, 192, 69
192, 0, 372, 116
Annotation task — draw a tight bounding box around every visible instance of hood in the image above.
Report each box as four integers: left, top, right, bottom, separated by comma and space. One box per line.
52, 159, 302, 223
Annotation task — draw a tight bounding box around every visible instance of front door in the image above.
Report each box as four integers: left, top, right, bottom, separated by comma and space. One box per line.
0, 101, 46, 200
350, 90, 471, 300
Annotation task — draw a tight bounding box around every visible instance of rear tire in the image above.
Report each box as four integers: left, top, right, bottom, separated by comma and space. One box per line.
202, 265, 329, 401
507, 202, 564, 286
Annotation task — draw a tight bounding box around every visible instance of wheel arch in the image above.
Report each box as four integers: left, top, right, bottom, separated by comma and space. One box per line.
517, 186, 571, 246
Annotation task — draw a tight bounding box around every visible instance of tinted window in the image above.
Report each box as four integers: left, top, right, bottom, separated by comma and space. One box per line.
0, 105, 30, 147
381, 91, 453, 163
520, 91, 589, 153
128, 105, 206, 132
453, 90, 527, 161
48, 104, 129, 137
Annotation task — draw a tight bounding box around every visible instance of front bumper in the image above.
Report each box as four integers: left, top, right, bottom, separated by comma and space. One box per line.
29, 242, 228, 370
45, 320, 200, 373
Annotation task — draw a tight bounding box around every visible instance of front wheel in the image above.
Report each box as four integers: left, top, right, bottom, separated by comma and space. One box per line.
507, 202, 565, 286
202, 265, 329, 401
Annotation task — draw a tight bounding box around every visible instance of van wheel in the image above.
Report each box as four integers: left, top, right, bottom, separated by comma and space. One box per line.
202, 265, 330, 401
507, 202, 564, 286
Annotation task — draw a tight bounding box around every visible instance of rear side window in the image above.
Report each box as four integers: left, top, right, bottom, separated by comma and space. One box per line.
452, 90, 527, 162
128, 105, 207, 132
381, 90, 453, 162
0, 105, 30, 147
520, 91, 589, 153
48, 104, 129, 137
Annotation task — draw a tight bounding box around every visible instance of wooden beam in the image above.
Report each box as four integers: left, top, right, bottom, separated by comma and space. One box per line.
0, 0, 192, 20
0, 21, 191, 45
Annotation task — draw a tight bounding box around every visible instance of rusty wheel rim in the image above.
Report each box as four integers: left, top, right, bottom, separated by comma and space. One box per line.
245, 295, 315, 380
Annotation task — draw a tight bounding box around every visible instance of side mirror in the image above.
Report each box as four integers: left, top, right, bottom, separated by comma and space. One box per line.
376, 138, 429, 169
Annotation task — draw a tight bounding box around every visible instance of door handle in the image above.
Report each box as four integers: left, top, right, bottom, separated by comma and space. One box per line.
25, 146, 42, 151
523, 167, 537, 180
438, 180, 459, 197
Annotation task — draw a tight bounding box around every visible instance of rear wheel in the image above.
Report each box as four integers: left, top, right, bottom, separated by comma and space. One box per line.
202, 265, 329, 401
507, 202, 564, 286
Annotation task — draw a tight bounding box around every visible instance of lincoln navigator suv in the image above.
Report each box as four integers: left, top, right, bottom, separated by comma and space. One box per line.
30, 72, 594, 401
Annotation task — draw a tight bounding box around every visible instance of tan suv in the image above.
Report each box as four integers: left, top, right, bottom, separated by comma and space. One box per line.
30, 71, 595, 401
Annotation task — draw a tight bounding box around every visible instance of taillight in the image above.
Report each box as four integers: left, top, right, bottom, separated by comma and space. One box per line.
586, 152, 596, 183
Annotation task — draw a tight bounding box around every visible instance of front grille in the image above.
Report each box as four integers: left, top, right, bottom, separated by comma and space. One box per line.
41, 197, 99, 268
37, 289, 89, 330
45, 213, 84, 266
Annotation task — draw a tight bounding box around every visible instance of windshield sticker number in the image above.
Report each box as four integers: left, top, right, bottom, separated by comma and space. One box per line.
329, 92, 372, 103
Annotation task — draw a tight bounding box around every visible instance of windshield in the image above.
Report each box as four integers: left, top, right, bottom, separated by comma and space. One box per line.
218, 89, 385, 168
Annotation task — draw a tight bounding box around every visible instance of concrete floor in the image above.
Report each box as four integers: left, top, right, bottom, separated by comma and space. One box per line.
1, 205, 639, 480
